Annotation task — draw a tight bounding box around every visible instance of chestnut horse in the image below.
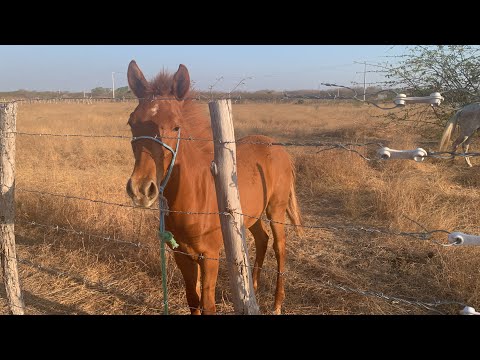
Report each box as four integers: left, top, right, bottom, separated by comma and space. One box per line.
125, 60, 303, 314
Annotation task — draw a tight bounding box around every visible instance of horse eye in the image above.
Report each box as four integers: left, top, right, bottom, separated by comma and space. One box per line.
173, 126, 180, 131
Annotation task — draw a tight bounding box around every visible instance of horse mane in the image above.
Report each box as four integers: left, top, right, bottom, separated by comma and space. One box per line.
147, 70, 213, 153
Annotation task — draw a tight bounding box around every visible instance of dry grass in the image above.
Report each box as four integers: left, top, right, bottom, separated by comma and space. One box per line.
2, 101, 480, 315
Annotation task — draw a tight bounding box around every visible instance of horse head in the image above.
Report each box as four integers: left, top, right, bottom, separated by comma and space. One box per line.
125, 60, 190, 207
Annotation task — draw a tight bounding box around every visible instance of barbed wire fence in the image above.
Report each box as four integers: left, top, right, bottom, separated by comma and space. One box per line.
1, 97, 479, 315
0, 81, 407, 106
11, 213, 468, 315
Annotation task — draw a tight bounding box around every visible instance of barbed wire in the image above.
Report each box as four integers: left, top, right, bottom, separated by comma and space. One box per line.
0, 94, 366, 105
4, 238, 227, 315
321, 82, 402, 110
1, 130, 389, 162
426, 150, 480, 159
15, 257, 164, 314
8, 128, 480, 161
236, 211, 455, 246
3, 106, 477, 314
0, 96, 195, 104
13, 186, 457, 247
2, 244, 468, 315
2, 129, 384, 148
16, 218, 284, 276
15, 187, 159, 212
4, 84, 469, 107
5, 248, 236, 314
2, 89, 478, 315
322, 280, 466, 314
17, 220, 147, 249
8, 213, 471, 313
4, 103, 478, 161
14, 187, 236, 218
4, 250, 470, 315
11, 132, 134, 140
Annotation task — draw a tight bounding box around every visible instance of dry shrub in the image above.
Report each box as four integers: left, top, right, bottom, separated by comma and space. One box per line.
291, 146, 378, 219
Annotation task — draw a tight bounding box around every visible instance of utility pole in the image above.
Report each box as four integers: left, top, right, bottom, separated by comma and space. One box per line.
111, 71, 126, 99
353, 61, 382, 102
112, 72, 115, 99
362, 61, 366, 101
354, 61, 367, 102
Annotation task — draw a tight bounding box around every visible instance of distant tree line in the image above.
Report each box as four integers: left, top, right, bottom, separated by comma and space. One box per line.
0, 86, 131, 100
0, 85, 390, 102
90, 86, 130, 98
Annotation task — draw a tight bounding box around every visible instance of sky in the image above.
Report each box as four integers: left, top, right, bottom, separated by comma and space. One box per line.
0, 45, 409, 92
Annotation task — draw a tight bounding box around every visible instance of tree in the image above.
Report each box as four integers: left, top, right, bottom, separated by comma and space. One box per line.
381, 45, 480, 129
114, 86, 131, 98
90, 87, 110, 97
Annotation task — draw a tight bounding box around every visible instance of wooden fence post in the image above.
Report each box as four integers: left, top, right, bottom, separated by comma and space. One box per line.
0, 102, 24, 315
209, 99, 260, 315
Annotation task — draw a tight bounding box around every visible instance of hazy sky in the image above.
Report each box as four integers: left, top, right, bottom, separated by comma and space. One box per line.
0, 45, 408, 92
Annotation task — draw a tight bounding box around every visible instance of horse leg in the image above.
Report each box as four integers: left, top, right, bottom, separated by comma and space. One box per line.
462, 136, 474, 167
174, 252, 201, 315
451, 135, 469, 164
266, 203, 287, 315
199, 249, 220, 315
250, 220, 269, 292
451, 135, 467, 152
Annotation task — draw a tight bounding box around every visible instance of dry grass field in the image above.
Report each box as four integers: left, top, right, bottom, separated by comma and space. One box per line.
2, 100, 480, 315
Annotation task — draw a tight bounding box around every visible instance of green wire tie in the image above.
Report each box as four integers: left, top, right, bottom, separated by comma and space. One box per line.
159, 231, 179, 249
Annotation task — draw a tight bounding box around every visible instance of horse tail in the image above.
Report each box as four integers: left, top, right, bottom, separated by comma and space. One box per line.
286, 167, 304, 238
439, 110, 461, 151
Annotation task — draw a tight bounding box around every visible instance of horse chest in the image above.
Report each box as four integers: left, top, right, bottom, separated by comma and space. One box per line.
166, 214, 222, 246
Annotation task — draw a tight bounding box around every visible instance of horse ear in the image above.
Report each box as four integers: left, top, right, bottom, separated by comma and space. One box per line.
172, 64, 190, 100
127, 60, 150, 99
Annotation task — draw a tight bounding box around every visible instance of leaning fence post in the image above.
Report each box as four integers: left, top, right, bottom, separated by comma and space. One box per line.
0, 102, 24, 315
209, 99, 260, 315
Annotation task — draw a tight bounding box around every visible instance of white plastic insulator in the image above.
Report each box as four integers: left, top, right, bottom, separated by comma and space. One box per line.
429, 92, 444, 106
393, 92, 444, 107
448, 232, 480, 246
460, 306, 480, 315
394, 93, 406, 106
377, 147, 427, 162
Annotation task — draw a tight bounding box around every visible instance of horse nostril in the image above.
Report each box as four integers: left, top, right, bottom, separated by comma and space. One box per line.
147, 182, 158, 199
133, 179, 158, 200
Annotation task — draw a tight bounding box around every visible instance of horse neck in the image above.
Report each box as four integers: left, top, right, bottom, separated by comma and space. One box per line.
163, 136, 213, 206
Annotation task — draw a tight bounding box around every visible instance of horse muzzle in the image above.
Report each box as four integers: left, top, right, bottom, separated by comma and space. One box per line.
126, 177, 159, 208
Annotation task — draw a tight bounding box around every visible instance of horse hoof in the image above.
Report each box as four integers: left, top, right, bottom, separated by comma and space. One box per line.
272, 308, 282, 315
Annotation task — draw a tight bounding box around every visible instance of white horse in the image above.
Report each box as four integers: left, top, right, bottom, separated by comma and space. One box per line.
439, 102, 480, 167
